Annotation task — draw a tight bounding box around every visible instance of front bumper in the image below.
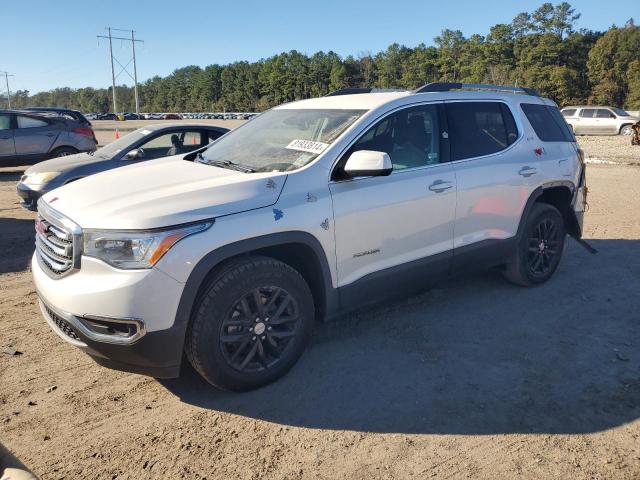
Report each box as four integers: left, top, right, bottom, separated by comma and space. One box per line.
16, 182, 49, 211
38, 296, 184, 378
33, 254, 188, 378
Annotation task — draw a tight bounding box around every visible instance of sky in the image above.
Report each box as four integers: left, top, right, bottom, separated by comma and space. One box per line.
0, 0, 632, 95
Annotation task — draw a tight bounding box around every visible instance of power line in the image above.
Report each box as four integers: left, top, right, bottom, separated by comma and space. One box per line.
97, 27, 143, 114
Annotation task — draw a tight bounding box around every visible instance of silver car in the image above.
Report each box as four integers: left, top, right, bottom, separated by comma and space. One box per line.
561, 106, 639, 136
0, 109, 97, 167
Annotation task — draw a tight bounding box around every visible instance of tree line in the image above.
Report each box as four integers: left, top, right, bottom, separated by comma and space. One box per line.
4, 3, 639, 113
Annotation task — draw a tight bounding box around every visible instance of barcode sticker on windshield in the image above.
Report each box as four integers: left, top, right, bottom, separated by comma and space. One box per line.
285, 139, 329, 155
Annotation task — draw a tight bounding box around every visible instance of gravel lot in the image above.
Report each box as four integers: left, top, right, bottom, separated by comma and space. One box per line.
577, 135, 640, 165
1, 136, 639, 479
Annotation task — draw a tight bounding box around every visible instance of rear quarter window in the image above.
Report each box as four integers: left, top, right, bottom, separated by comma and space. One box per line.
521, 104, 575, 142
561, 109, 576, 117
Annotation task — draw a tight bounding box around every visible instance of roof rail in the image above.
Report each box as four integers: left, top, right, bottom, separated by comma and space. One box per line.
413, 82, 540, 97
325, 88, 373, 97
325, 87, 407, 97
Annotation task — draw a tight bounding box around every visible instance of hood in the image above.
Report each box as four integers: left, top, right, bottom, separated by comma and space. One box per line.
40, 157, 287, 229
25, 152, 108, 174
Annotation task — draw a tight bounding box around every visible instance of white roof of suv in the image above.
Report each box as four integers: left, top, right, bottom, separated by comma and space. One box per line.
276, 84, 550, 111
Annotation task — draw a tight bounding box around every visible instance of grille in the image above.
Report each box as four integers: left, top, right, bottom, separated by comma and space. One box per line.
44, 303, 81, 341
35, 209, 75, 277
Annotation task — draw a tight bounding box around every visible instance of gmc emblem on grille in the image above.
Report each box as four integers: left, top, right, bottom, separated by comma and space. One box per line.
35, 219, 48, 235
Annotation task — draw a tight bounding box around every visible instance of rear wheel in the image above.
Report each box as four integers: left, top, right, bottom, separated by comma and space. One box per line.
186, 256, 314, 391
503, 203, 566, 287
50, 146, 78, 158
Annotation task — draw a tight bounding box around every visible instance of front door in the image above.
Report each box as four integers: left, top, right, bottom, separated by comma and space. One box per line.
119, 130, 207, 164
329, 103, 456, 305
0, 113, 15, 158
595, 108, 618, 134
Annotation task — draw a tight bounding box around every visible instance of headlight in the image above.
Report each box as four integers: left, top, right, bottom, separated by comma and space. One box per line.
83, 222, 212, 269
23, 172, 61, 185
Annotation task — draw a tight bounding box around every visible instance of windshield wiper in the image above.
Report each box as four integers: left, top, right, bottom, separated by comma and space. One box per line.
202, 155, 256, 173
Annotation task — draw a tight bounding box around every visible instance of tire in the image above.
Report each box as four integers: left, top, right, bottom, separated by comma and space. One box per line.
50, 146, 78, 158
620, 124, 633, 136
185, 256, 315, 391
503, 203, 566, 287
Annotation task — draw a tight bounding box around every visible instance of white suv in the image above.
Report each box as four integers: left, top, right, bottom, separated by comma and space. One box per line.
32, 83, 587, 391
561, 106, 639, 136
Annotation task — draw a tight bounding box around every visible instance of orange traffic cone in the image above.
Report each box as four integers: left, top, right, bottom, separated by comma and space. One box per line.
115, 129, 120, 139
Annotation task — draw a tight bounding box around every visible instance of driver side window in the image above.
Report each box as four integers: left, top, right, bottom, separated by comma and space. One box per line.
338, 104, 441, 177
136, 131, 203, 160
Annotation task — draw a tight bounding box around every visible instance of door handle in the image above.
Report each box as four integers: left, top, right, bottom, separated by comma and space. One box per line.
428, 180, 453, 193
518, 166, 537, 177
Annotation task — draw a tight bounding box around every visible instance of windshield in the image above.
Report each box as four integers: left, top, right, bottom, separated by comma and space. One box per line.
199, 109, 366, 172
611, 107, 630, 116
94, 128, 149, 158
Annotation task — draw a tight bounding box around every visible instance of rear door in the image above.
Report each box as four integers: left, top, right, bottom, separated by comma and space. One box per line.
447, 100, 534, 268
14, 115, 59, 156
0, 113, 15, 158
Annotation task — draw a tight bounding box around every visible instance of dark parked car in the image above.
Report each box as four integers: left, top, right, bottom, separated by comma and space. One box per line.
163, 113, 182, 120
0, 110, 97, 167
22, 107, 92, 126
16, 123, 228, 210
122, 112, 142, 120
97, 113, 117, 120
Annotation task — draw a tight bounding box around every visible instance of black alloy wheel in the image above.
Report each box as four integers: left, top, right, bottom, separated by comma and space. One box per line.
220, 286, 300, 373
186, 256, 314, 391
527, 217, 561, 276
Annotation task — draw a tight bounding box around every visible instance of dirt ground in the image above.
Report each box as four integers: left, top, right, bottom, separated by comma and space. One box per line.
1, 140, 640, 479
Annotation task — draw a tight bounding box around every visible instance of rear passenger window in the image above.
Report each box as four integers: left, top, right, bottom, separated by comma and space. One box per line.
446, 102, 519, 161
580, 109, 596, 118
521, 104, 575, 142
17, 116, 48, 128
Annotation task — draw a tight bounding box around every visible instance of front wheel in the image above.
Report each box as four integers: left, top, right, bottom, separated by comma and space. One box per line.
185, 256, 314, 391
50, 146, 78, 158
503, 203, 566, 287
620, 125, 633, 136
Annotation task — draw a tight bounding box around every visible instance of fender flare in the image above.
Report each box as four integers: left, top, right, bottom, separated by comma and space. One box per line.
516, 180, 580, 239
173, 231, 337, 335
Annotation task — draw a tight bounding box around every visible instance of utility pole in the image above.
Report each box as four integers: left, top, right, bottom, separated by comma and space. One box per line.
97, 28, 143, 115
107, 27, 117, 114
131, 30, 140, 116
1, 71, 14, 109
